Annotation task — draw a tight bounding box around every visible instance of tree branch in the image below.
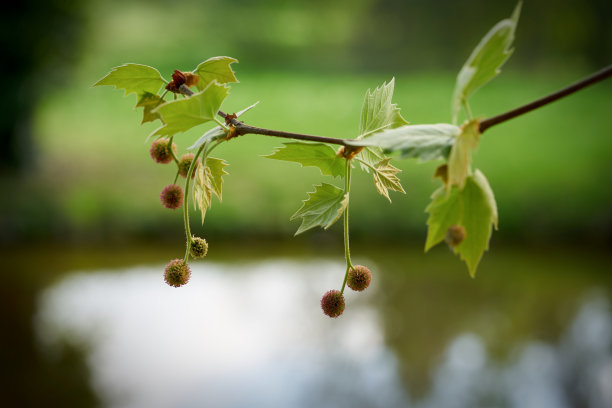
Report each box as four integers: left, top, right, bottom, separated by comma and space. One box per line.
479, 64, 612, 133
219, 110, 352, 146
183, 65, 612, 147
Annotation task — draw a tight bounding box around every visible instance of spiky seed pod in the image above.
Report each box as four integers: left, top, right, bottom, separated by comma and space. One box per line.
164, 259, 191, 287
445, 225, 466, 248
178, 153, 199, 178
160, 184, 184, 209
190, 236, 208, 258
347, 265, 372, 292
321, 289, 346, 318
150, 138, 177, 164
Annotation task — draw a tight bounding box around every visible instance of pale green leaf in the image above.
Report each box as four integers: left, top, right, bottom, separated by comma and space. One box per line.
455, 170, 498, 276
357, 147, 385, 173
187, 101, 259, 151
193, 163, 212, 224
136, 92, 164, 124
291, 183, 348, 235
425, 169, 498, 277
473, 168, 498, 229
205, 157, 229, 201
359, 78, 409, 137
263, 142, 345, 178
194, 56, 239, 91
348, 123, 460, 161
192, 157, 229, 224
448, 120, 480, 189
152, 81, 230, 137
94, 64, 166, 96
371, 158, 405, 202
425, 186, 462, 252
452, 2, 521, 123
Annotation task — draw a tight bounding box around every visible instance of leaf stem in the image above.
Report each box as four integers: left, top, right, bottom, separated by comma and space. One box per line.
462, 99, 473, 121
213, 117, 229, 131
183, 142, 207, 262
340, 159, 354, 294
479, 64, 612, 133
168, 136, 180, 165
355, 157, 377, 172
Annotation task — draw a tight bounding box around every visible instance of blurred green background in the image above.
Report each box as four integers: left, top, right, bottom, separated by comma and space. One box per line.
1, 0, 611, 246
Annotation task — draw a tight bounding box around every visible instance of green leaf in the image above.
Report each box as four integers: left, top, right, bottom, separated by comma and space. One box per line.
136, 92, 164, 124
448, 120, 480, 189
193, 163, 211, 224
94, 64, 166, 96
205, 157, 229, 201
194, 57, 239, 91
291, 183, 348, 235
425, 186, 462, 252
152, 81, 230, 137
451, 2, 521, 123
356, 147, 385, 173
347, 123, 460, 161
187, 102, 259, 151
263, 142, 345, 178
193, 157, 229, 224
425, 169, 498, 277
370, 158, 405, 202
359, 78, 408, 137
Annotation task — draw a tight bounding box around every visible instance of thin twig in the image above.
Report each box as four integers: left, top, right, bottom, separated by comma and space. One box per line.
184, 66, 612, 145
218, 110, 352, 146
479, 64, 612, 133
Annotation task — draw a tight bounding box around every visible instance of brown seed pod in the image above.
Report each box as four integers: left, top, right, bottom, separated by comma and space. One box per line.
347, 265, 372, 292
445, 225, 466, 248
321, 290, 346, 318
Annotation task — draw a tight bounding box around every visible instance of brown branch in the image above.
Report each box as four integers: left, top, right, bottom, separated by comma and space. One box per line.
479, 64, 612, 133
184, 65, 612, 147
218, 110, 352, 146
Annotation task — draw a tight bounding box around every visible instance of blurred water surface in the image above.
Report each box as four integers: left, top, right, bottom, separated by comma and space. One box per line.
26, 243, 612, 408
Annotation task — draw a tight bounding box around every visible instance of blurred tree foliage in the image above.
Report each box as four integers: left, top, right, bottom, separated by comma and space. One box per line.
190, 0, 611, 72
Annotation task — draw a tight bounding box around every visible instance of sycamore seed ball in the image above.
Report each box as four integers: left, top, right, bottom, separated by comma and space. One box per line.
164, 259, 191, 287
321, 289, 346, 318
150, 138, 177, 164
190, 236, 208, 258
160, 184, 184, 209
347, 265, 372, 292
178, 153, 199, 178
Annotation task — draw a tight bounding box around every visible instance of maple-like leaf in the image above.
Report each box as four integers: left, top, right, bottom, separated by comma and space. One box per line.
94, 64, 166, 96
264, 142, 345, 178
425, 169, 498, 277
291, 183, 348, 235
359, 78, 409, 137
193, 157, 229, 224
451, 2, 521, 123
194, 57, 239, 91
371, 158, 406, 202
152, 81, 229, 137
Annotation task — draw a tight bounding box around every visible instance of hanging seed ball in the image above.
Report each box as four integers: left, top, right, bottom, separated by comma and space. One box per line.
160, 184, 184, 209
178, 153, 199, 178
164, 259, 191, 287
190, 236, 208, 258
445, 225, 466, 248
347, 265, 372, 292
150, 138, 177, 164
321, 289, 345, 318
